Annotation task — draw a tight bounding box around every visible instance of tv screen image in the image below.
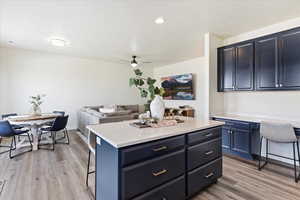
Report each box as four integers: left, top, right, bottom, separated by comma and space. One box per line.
161, 73, 194, 100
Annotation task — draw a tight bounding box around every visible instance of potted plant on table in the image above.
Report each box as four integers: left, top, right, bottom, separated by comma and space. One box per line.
29, 94, 45, 116
129, 69, 165, 120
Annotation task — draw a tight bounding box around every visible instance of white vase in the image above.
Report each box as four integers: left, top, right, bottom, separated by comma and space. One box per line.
30, 105, 42, 116
150, 95, 165, 120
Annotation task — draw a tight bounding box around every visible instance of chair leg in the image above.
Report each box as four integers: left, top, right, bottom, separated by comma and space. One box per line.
293, 142, 298, 183
266, 139, 269, 162
52, 132, 55, 151
258, 137, 268, 171
27, 133, 33, 151
86, 149, 91, 187
9, 136, 16, 159
65, 129, 70, 145
55, 129, 70, 145
297, 141, 300, 182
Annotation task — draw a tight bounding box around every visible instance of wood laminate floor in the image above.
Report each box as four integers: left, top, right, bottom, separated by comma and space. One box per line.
0, 132, 300, 200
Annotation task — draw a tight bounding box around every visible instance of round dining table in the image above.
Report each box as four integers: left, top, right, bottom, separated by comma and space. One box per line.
8, 113, 59, 151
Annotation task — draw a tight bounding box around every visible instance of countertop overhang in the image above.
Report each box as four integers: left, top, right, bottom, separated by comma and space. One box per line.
87, 119, 224, 148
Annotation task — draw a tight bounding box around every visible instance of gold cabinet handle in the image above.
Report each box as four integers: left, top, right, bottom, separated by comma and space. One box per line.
152, 169, 167, 177
205, 172, 214, 179
153, 146, 168, 152
205, 150, 214, 155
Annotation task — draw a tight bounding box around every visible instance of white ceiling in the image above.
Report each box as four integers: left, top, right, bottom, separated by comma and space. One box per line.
1, 0, 300, 67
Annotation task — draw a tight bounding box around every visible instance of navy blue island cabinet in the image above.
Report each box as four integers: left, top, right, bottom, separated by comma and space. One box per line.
94, 126, 223, 200
218, 26, 300, 92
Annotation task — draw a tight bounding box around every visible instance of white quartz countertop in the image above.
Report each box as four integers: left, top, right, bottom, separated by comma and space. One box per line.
87, 119, 224, 148
213, 114, 300, 129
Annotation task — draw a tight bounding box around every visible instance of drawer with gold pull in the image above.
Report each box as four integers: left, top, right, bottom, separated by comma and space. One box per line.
188, 158, 222, 197
121, 135, 185, 166
188, 127, 221, 145
121, 150, 185, 200
187, 138, 222, 170
132, 176, 185, 200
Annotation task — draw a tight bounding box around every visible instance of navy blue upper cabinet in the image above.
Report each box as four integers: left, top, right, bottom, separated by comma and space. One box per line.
219, 47, 236, 91
255, 37, 279, 90
218, 26, 300, 92
218, 43, 254, 92
279, 30, 300, 89
235, 42, 254, 90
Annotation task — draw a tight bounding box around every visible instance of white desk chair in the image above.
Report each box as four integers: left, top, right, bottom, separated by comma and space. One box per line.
258, 121, 300, 182
86, 130, 96, 187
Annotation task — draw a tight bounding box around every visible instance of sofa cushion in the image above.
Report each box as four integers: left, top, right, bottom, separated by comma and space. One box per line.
117, 105, 139, 113
103, 110, 132, 117
86, 108, 105, 117
99, 107, 117, 113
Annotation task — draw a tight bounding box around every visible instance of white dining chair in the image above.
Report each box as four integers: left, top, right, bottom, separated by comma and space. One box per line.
86, 130, 96, 187
258, 121, 300, 182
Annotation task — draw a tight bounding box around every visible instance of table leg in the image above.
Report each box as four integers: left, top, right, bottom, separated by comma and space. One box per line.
31, 125, 39, 151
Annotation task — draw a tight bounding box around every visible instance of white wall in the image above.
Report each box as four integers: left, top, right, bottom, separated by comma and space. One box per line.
205, 33, 224, 117
153, 57, 208, 120
0, 47, 152, 129
153, 33, 224, 121
223, 17, 300, 164
0, 48, 8, 113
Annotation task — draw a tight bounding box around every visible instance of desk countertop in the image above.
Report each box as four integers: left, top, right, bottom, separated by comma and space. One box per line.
213, 114, 300, 129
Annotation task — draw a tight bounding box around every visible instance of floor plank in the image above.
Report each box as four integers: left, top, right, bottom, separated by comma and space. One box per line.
0, 132, 299, 200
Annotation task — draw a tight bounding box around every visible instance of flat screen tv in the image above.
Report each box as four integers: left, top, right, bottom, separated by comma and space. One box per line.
161, 73, 194, 100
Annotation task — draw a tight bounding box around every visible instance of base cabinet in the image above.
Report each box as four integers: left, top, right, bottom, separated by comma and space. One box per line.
95, 127, 223, 200
213, 118, 259, 160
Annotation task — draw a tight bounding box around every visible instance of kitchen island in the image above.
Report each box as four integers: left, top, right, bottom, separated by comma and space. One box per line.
87, 119, 224, 200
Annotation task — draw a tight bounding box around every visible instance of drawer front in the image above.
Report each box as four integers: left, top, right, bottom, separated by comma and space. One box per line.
188, 138, 222, 171
121, 135, 185, 166
187, 127, 221, 145
132, 176, 185, 200
188, 158, 222, 197
122, 150, 185, 200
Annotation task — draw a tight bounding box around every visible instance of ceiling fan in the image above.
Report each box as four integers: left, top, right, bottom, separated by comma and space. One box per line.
119, 56, 152, 67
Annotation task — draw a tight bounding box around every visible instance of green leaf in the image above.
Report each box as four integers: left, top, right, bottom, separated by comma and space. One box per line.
134, 69, 143, 76
147, 77, 156, 85
138, 79, 145, 86
129, 78, 135, 87
139, 88, 148, 98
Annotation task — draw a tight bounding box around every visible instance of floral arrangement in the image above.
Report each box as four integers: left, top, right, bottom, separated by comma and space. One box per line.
29, 94, 46, 115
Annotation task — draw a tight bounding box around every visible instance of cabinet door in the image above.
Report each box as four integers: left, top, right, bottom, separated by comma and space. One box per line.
235, 42, 254, 90
279, 30, 300, 89
231, 129, 250, 155
221, 128, 231, 150
220, 47, 236, 91
255, 37, 279, 90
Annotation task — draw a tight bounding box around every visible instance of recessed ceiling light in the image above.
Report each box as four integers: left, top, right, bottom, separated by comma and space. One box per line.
49, 38, 68, 47
155, 17, 165, 24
